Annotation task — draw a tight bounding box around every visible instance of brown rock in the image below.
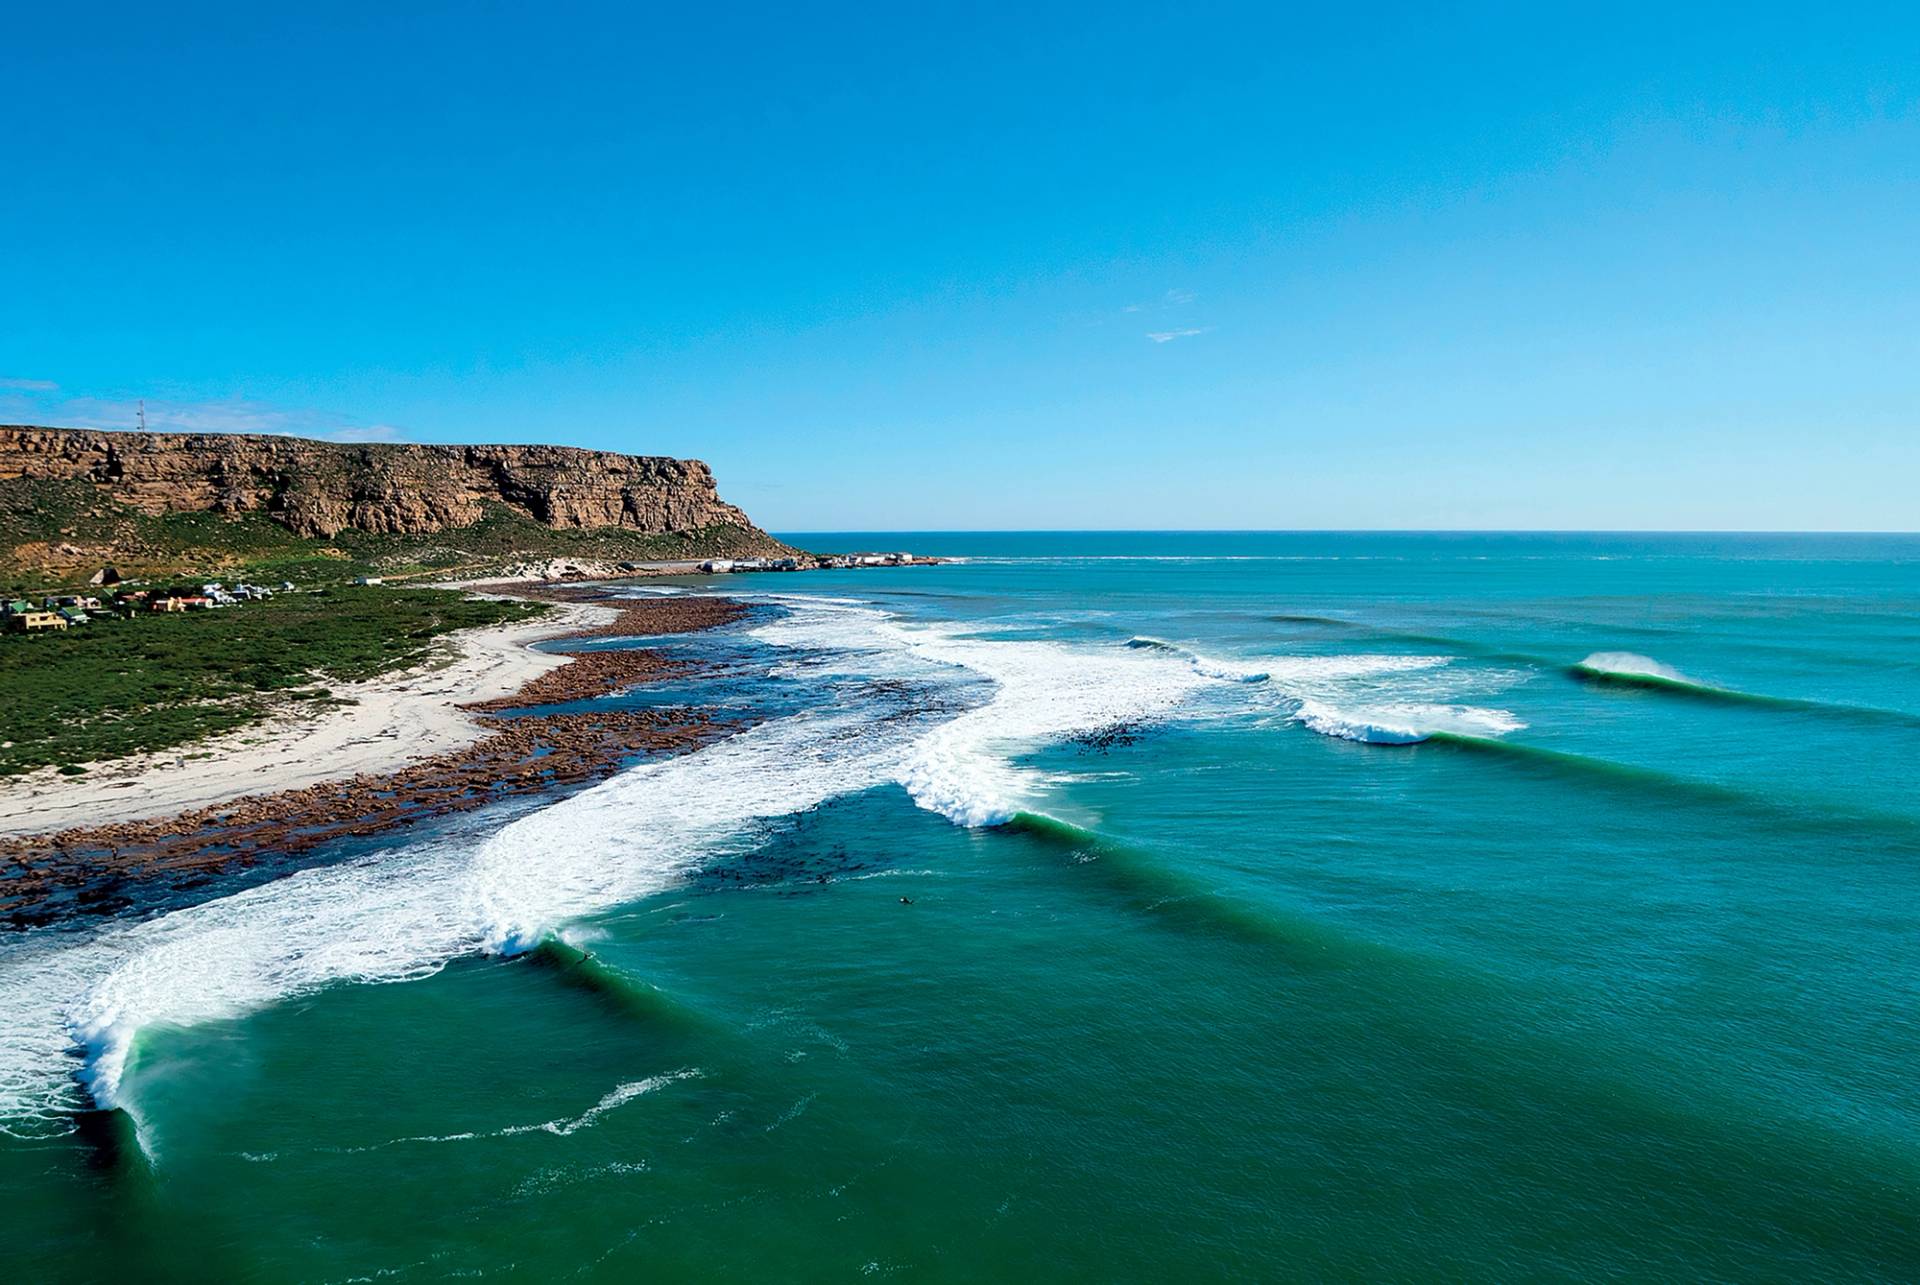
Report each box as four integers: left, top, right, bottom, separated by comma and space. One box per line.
0, 592, 754, 927
0, 425, 761, 540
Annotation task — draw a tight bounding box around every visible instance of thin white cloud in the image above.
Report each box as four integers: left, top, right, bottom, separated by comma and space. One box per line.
22, 394, 409, 443
71, 398, 298, 435
0, 377, 58, 392
320, 424, 408, 443
1121, 288, 1198, 317
1146, 327, 1209, 344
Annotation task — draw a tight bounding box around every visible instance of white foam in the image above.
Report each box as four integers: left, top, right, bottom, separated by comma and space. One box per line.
1270, 648, 1524, 746
315, 1069, 701, 1153
1577, 651, 1693, 683
0, 597, 1515, 1130
473, 700, 916, 953
1127, 636, 1270, 683
1294, 699, 1525, 745
1294, 701, 1429, 744
1261, 654, 1453, 684
741, 602, 1214, 828
53, 836, 486, 1114
0, 599, 1211, 1125
895, 628, 1210, 826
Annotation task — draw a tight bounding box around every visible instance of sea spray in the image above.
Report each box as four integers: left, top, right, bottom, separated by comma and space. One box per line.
1294, 700, 1525, 746
1567, 651, 1920, 728
1575, 652, 1694, 684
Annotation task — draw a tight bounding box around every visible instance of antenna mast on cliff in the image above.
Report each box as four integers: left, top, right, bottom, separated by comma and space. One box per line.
137, 399, 146, 432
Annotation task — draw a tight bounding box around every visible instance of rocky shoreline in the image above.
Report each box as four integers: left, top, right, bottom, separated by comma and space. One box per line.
0, 590, 753, 928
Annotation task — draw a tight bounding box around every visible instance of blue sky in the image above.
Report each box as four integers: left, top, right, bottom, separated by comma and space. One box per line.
4, 2, 1916, 530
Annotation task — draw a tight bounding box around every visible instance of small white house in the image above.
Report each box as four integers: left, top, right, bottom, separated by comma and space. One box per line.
700, 560, 735, 574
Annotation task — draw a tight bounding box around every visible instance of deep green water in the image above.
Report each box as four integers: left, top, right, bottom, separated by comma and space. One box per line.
3, 532, 1918, 1281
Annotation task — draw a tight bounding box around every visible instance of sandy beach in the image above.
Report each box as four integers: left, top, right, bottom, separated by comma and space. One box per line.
0, 599, 618, 840
0, 591, 750, 927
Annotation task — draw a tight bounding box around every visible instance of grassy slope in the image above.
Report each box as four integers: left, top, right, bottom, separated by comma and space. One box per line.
1, 478, 790, 591
0, 476, 780, 776
0, 586, 544, 777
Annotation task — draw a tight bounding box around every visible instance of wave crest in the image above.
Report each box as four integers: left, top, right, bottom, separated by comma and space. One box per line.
1575, 652, 1696, 684
0, 598, 1522, 1129
1294, 700, 1525, 745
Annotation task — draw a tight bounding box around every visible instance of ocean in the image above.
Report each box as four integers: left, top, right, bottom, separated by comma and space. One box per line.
2, 531, 1917, 1281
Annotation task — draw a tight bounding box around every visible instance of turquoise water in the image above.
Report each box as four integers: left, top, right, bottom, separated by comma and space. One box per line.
3, 532, 1918, 1280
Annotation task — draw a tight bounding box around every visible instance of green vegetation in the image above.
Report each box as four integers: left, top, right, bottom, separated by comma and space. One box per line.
0, 587, 545, 777
0, 471, 779, 775
1, 480, 320, 589
1, 478, 786, 590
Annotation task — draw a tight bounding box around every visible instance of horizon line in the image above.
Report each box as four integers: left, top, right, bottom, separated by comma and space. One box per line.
771, 528, 1920, 537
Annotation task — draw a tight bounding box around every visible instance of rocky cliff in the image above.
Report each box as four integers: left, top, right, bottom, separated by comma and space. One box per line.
0, 426, 763, 541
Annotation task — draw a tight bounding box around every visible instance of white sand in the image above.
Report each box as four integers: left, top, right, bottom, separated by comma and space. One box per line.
0, 600, 617, 840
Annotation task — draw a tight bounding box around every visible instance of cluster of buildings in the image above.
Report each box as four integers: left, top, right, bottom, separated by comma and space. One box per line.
2, 580, 292, 635
697, 556, 805, 573
696, 553, 916, 574
1, 596, 97, 633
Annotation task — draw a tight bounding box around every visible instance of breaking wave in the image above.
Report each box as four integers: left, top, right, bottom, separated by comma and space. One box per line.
1572, 652, 1703, 689
0, 600, 1224, 1128
0, 595, 1526, 1132
1126, 636, 1269, 682
1294, 700, 1525, 745
1568, 651, 1839, 711
895, 630, 1211, 827
1569, 651, 1920, 728
524, 936, 705, 1029
1251, 650, 1526, 747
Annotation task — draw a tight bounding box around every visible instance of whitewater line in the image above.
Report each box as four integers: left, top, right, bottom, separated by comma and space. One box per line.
0, 601, 1216, 1127
0, 597, 1526, 1130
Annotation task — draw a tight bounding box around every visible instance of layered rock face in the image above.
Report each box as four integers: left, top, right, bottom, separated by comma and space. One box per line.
0, 426, 759, 539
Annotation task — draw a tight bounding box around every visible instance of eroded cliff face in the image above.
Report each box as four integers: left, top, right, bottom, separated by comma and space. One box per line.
0, 427, 760, 539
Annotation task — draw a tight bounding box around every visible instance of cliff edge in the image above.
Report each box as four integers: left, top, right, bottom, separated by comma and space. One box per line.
0, 425, 791, 583
0, 426, 761, 539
